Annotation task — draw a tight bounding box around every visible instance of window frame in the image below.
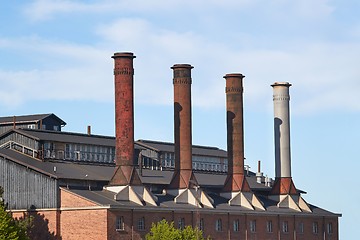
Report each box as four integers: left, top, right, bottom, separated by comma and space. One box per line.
282, 221, 289, 233
215, 218, 222, 232
178, 218, 185, 230
116, 216, 125, 231
137, 217, 145, 231
233, 219, 239, 232
266, 220, 273, 233
250, 220, 256, 233
312, 222, 319, 234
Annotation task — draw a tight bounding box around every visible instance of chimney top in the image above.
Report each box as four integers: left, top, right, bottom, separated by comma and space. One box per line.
112, 52, 136, 59
223, 73, 245, 78
271, 82, 292, 87
171, 64, 193, 69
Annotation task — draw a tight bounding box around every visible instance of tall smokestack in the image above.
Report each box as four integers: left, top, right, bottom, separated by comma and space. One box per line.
270, 82, 296, 195
169, 64, 197, 189
222, 74, 251, 192
110, 52, 141, 186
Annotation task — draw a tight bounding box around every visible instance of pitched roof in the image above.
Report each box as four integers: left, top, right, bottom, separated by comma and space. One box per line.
0, 148, 113, 181
0, 113, 66, 126
64, 188, 341, 217
137, 139, 227, 158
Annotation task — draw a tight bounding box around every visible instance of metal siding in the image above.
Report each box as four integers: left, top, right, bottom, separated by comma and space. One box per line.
0, 156, 58, 210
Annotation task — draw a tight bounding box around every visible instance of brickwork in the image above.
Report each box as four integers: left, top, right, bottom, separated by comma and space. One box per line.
60, 209, 108, 240
60, 188, 98, 208
12, 210, 60, 239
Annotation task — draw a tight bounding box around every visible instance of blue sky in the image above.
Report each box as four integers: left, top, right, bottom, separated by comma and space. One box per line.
0, 0, 359, 238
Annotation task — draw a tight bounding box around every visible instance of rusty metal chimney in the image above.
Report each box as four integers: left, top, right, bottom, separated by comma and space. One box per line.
13, 116, 16, 129
270, 82, 297, 195
110, 52, 141, 186
222, 74, 251, 192
87, 125, 91, 135
169, 64, 198, 189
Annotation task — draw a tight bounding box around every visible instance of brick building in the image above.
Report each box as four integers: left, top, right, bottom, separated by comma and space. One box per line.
0, 52, 340, 239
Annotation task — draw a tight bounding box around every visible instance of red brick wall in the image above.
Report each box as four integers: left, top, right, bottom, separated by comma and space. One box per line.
106, 211, 338, 240
60, 188, 98, 208
60, 209, 108, 240
12, 210, 60, 239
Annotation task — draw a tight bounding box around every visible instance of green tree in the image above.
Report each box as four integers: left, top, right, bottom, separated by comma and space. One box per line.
146, 219, 207, 240
0, 186, 29, 240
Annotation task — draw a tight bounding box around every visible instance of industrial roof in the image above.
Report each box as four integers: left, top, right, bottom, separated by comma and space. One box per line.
137, 139, 228, 158
0, 148, 260, 189
0, 148, 113, 181
64, 188, 341, 217
0, 113, 66, 126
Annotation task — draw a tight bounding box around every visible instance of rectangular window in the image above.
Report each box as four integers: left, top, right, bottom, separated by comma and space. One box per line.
178, 218, 185, 230
327, 222, 333, 234
138, 217, 145, 231
266, 220, 273, 233
282, 221, 289, 233
250, 220, 256, 233
116, 216, 124, 231
199, 218, 204, 231
233, 219, 239, 232
313, 222, 319, 234
215, 219, 222, 232
298, 222, 304, 234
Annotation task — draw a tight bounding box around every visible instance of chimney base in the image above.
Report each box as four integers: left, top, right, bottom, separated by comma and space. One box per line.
168, 170, 198, 189
270, 177, 297, 195
110, 166, 142, 186
222, 174, 251, 192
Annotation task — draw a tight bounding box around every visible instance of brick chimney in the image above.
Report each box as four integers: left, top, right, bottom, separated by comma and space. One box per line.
169, 64, 198, 189
110, 52, 141, 186
270, 82, 297, 195
222, 74, 251, 192
220, 74, 264, 210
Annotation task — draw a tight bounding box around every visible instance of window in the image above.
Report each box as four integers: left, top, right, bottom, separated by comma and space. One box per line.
266, 220, 273, 233
250, 220, 256, 233
116, 216, 124, 231
298, 222, 304, 234
27, 124, 36, 129
53, 125, 59, 131
138, 217, 145, 231
199, 218, 204, 231
233, 219, 239, 232
313, 222, 319, 234
327, 222, 333, 234
178, 218, 185, 230
282, 221, 289, 233
215, 219, 222, 232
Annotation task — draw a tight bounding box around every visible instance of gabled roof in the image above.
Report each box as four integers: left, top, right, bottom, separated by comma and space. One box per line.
137, 139, 227, 158
14, 128, 116, 146
0, 148, 113, 181
0, 113, 66, 126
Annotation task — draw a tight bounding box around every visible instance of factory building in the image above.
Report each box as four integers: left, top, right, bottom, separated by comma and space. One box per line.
0, 52, 340, 240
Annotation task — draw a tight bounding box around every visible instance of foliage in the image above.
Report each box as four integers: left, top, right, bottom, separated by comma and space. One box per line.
146, 219, 207, 240
0, 186, 30, 240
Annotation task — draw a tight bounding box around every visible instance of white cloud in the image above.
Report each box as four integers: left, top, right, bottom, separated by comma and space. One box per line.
2, 1, 357, 114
